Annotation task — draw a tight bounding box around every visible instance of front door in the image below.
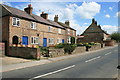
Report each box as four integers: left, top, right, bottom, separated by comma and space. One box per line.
62, 39, 64, 43
22, 36, 28, 45
43, 38, 47, 47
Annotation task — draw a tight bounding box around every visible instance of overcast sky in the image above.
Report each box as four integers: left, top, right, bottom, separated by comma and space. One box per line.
3, 1, 119, 34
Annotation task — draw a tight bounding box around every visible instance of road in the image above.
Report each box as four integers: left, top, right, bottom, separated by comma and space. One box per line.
2, 46, 118, 79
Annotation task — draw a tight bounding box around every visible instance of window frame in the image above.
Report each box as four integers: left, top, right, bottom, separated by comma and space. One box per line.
68, 29, 70, 34
31, 22, 36, 29
31, 37, 39, 44
58, 28, 62, 34
12, 17, 20, 27
48, 26, 52, 32
48, 38, 54, 44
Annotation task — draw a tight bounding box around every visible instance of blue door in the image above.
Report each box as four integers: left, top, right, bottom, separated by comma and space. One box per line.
22, 36, 28, 45
43, 38, 47, 47
62, 39, 64, 43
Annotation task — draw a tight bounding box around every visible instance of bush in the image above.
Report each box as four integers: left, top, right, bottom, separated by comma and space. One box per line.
55, 43, 65, 49
64, 44, 77, 54
40, 47, 49, 57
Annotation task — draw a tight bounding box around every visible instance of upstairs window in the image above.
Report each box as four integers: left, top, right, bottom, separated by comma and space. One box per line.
48, 38, 54, 44
48, 26, 52, 32
58, 29, 61, 34
31, 22, 36, 29
12, 17, 20, 26
31, 37, 38, 44
68, 29, 70, 34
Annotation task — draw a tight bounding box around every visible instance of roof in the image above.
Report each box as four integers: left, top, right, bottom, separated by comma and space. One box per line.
57, 22, 76, 31
1, 4, 65, 29
81, 21, 109, 36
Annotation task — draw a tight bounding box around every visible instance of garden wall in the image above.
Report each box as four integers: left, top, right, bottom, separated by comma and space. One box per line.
72, 46, 86, 54
89, 44, 102, 51
8, 47, 40, 59
0, 42, 5, 57
49, 48, 64, 57
103, 40, 115, 46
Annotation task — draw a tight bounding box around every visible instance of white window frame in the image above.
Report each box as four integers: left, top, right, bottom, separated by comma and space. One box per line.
68, 29, 70, 34
67, 36, 71, 44
31, 22, 36, 29
57, 39, 62, 44
48, 38, 54, 44
31, 37, 38, 44
48, 26, 52, 32
58, 28, 62, 34
12, 17, 20, 26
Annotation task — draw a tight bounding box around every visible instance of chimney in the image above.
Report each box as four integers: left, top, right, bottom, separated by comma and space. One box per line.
54, 15, 58, 22
65, 20, 70, 26
24, 4, 33, 15
95, 21, 97, 25
40, 12, 48, 19
92, 18, 95, 23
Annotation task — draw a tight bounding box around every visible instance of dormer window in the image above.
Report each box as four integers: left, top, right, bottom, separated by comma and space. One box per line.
12, 17, 20, 26
48, 26, 52, 32
31, 22, 36, 29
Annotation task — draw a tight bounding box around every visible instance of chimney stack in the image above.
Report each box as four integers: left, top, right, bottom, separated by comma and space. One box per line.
40, 12, 48, 19
24, 4, 33, 15
92, 18, 95, 23
54, 15, 58, 22
65, 20, 70, 26
95, 21, 97, 25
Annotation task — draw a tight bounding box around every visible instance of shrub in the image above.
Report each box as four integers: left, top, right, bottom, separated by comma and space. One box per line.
40, 47, 49, 57
55, 43, 65, 49
64, 44, 77, 54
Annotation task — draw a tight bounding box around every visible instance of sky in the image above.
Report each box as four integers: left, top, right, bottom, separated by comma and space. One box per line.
2, 1, 119, 35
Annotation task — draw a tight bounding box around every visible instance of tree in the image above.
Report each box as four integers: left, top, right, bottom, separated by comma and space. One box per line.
110, 32, 120, 42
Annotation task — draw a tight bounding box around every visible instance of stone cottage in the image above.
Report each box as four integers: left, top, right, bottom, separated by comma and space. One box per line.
77, 18, 109, 43
0, 4, 76, 55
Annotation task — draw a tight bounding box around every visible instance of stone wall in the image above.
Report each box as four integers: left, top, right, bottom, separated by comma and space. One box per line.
49, 48, 64, 58
0, 42, 5, 57
103, 40, 115, 46
89, 44, 102, 51
72, 46, 86, 54
8, 47, 40, 59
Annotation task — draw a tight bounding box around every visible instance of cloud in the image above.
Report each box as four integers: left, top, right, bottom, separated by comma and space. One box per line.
3, 2, 12, 6
109, 7, 113, 11
76, 2, 101, 19
101, 25, 117, 34
105, 14, 110, 18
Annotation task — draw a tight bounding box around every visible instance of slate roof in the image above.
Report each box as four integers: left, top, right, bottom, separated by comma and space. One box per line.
1, 4, 65, 29
57, 22, 76, 31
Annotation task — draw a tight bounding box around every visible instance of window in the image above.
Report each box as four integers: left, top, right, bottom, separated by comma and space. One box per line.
73, 31, 74, 35
48, 26, 52, 32
57, 39, 62, 44
31, 22, 36, 29
67, 36, 71, 44
31, 37, 38, 44
58, 29, 61, 34
68, 29, 70, 34
12, 17, 20, 26
48, 38, 54, 44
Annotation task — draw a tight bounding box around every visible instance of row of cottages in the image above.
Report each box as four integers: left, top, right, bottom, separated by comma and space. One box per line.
77, 18, 110, 43
1, 4, 76, 51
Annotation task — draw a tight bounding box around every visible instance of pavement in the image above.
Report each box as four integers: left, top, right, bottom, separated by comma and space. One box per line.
2, 45, 118, 79
0, 45, 118, 73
